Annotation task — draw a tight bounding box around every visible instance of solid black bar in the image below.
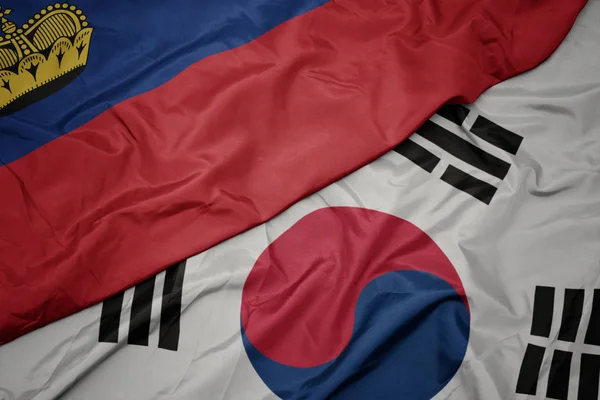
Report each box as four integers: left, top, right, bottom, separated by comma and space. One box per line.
417, 120, 511, 179
436, 104, 470, 126
546, 349, 572, 400
516, 344, 546, 396
584, 289, 600, 346
531, 286, 555, 338
393, 139, 440, 173
578, 353, 600, 400
440, 165, 497, 204
99, 291, 125, 343
558, 289, 585, 342
128, 276, 156, 346
159, 260, 187, 351
470, 116, 523, 155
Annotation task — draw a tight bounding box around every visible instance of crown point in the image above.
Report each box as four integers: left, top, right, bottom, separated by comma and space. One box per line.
0, 4, 93, 114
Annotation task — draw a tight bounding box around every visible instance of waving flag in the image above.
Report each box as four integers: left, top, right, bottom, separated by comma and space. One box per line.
1, 3, 599, 396
0, 0, 588, 345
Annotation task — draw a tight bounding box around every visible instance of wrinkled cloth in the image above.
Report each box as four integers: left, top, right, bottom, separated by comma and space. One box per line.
0, 0, 588, 345
0, 2, 599, 397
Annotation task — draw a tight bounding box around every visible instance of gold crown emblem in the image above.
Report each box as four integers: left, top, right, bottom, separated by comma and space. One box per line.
0, 3, 93, 116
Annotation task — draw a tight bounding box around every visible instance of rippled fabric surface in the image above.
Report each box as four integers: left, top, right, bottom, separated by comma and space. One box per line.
0, 2, 598, 398
0, 0, 588, 346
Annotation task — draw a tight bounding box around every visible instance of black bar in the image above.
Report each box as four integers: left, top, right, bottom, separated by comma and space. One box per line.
584, 289, 600, 346
436, 104, 470, 126
547, 349, 572, 400
417, 120, 511, 179
531, 286, 555, 338
128, 276, 156, 346
159, 260, 187, 351
470, 116, 523, 155
558, 289, 585, 342
578, 353, 600, 400
393, 139, 440, 173
516, 344, 546, 396
440, 165, 497, 204
99, 291, 125, 343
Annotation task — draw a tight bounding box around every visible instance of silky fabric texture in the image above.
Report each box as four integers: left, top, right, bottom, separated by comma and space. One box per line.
0, 0, 329, 163
0, 0, 588, 345
0, 1, 599, 396
241, 207, 467, 368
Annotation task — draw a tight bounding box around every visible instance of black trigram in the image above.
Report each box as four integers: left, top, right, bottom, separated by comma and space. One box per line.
394, 104, 523, 205
516, 286, 600, 399
98, 260, 186, 351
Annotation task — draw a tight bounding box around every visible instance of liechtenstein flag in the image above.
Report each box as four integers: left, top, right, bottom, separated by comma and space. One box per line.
0, 0, 588, 344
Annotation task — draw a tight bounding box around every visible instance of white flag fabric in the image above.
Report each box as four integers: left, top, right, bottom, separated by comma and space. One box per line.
1, 2, 600, 399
